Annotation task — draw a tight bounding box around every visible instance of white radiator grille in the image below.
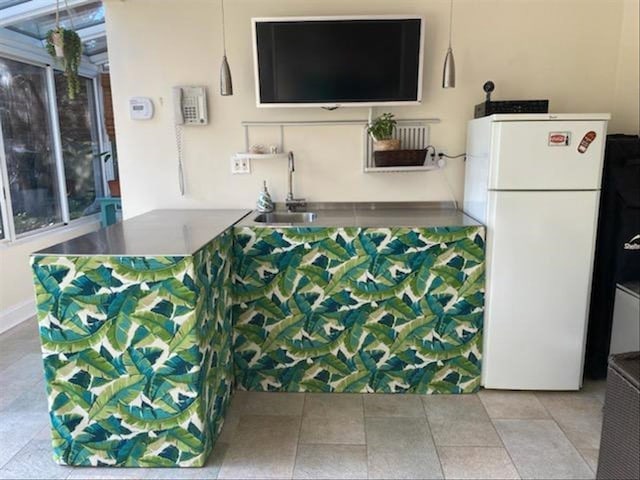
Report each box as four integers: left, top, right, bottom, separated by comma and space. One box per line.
363, 123, 435, 171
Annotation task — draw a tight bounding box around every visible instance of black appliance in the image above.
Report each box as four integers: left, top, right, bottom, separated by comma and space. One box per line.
253, 17, 423, 106
473, 81, 549, 118
585, 134, 640, 379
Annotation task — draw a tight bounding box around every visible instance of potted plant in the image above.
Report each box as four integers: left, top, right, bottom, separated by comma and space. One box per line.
367, 113, 400, 151
100, 150, 120, 197
45, 27, 82, 99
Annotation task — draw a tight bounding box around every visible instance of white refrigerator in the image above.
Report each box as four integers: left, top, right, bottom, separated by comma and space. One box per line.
464, 113, 610, 390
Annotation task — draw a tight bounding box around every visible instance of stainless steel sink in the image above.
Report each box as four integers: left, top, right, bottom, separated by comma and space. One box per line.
253, 212, 317, 224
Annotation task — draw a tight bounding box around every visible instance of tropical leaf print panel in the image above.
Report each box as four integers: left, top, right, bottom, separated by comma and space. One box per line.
232, 227, 485, 394
31, 231, 233, 467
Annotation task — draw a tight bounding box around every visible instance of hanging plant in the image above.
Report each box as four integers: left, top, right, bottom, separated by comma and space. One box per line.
45, 27, 82, 100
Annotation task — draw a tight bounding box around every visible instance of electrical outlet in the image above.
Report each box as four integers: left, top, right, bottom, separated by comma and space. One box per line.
231, 156, 251, 174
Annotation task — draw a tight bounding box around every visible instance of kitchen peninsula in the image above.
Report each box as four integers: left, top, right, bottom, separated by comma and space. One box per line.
31, 205, 485, 467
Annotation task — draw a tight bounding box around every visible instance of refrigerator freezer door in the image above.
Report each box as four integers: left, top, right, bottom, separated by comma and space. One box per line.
489, 120, 607, 191
482, 190, 600, 390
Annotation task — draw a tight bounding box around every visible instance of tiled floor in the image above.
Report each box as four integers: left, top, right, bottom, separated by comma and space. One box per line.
0, 319, 605, 479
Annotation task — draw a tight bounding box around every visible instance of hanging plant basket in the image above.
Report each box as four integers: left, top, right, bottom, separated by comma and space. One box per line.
50, 29, 64, 57
45, 27, 83, 100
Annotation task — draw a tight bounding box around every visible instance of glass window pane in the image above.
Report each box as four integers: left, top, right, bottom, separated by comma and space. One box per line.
0, 57, 62, 235
6, 2, 104, 40
83, 36, 108, 56
0, 202, 5, 239
0, 0, 30, 9
55, 72, 103, 220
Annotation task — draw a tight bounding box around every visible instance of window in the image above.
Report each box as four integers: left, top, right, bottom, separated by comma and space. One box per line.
0, 201, 5, 240
5, 2, 104, 40
55, 72, 103, 220
0, 57, 62, 235
0, 56, 104, 241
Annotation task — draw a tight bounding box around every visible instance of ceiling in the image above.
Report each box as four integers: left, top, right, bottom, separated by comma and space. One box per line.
0, 0, 107, 65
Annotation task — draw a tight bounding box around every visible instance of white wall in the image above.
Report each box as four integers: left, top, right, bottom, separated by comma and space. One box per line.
0, 220, 100, 333
104, 0, 638, 220
610, 0, 640, 135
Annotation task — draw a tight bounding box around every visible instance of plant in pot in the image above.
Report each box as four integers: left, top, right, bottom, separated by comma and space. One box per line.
45, 27, 82, 100
100, 150, 121, 197
367, 113, 400, 151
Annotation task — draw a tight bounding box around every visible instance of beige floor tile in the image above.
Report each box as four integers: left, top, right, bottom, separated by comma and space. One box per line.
303, 393, 363, 418
299, 393, 365, 444
536, 393, 603, 449
580, 380, 606, 404
216, 391, 244, 444
430, 419, 502, 447
299, 415, 365, 444
0, 411, 49, 469
238, 391, 305, 416
0, 340, 41, 373
0, 438, 72, 480
1, 381, 48, 414
366, 416, 442, 479
494, 419, 593, 479
364, 393, 425, 417
216, 410, 240, 444
0, 354, 44, 388
293, 444, 367, 479
217, 415, 300, 479
423, 394, 489, 422
578, 448, 599, 473
438, 446, 520, 479
478, 390, 550, 419
66, 467, 150, 479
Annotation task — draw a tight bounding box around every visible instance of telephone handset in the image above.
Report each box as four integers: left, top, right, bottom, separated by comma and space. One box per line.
173, 86, 209, 196
173, 86, 208, 125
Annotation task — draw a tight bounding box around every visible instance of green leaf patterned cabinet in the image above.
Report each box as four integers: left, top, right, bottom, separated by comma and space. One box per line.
233, 226, 485, 394
32, 222, 485, 467
31, 231, 234, 467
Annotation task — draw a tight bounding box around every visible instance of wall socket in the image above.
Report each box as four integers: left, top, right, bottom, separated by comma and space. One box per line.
231, 156, 251, 174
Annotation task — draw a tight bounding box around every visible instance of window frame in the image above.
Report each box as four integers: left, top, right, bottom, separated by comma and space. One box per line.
0, 36, 108, 244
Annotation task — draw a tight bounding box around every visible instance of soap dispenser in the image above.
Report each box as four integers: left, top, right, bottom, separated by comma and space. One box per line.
257, 180, 274, 213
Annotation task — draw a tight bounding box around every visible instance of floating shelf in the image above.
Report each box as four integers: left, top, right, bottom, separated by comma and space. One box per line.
233, 152, 289, 161
364, 165, 440, 173
362, 123, 442, 173
237, 112, 442, 174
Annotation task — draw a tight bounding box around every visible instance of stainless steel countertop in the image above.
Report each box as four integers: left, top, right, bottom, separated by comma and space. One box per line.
34, 209, 251, 257
237, 202, 481, 228
34, 204, 482, 257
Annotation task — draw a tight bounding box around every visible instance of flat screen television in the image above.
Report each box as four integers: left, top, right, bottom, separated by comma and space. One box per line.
252, 16, 425, 108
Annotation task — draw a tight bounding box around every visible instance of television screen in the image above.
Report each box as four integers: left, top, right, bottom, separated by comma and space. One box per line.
253, 16, 424, 107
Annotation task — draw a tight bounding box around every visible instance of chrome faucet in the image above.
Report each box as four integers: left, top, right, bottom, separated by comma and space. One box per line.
285, 151, 307, 212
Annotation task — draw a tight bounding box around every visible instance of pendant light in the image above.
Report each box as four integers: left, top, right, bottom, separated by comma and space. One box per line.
219, 0, 233, 96
442, 0, 456, 88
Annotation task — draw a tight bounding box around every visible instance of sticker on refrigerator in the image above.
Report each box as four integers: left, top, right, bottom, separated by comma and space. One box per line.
548, 132, 571, 146
577, 131, 597, 153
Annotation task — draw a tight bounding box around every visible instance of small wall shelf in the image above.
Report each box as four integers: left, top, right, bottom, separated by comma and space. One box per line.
237, 114, 441, 173
233, 152, 289, 161
364, 165, 440, 173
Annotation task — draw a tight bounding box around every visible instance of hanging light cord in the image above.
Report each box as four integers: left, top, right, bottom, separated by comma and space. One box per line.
448, 0, 454, 48
221, 0, 227, 55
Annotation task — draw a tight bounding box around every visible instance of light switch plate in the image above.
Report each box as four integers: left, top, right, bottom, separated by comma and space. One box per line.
231, 156, 251, 174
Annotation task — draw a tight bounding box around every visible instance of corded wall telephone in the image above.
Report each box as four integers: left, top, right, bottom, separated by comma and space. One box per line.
173, 86, 208, 195
173, 86, 208, 125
